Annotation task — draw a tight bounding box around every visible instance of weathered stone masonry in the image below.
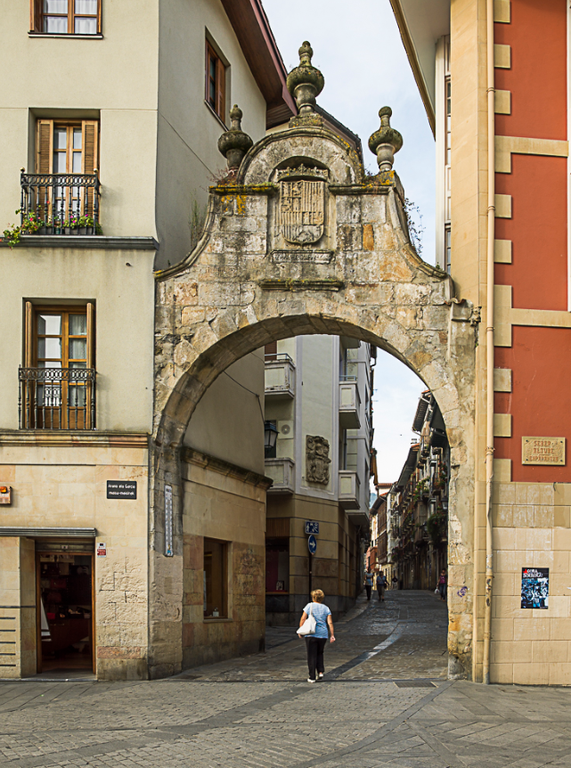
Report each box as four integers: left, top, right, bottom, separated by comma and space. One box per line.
149, 45, 478, 679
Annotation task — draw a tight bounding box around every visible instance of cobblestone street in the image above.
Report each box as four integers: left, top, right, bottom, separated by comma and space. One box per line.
1, 590, 570, 767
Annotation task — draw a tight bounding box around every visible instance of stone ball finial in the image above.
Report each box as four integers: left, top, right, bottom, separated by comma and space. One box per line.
286, 41, 325, 116
217, 105, 254, 171
368, 106, 403, 171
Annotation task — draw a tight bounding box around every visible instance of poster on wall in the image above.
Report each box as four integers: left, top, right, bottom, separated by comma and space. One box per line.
521, 567, 549, 609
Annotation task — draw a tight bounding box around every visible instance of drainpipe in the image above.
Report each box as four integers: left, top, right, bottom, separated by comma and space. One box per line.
482, 0, 495, 685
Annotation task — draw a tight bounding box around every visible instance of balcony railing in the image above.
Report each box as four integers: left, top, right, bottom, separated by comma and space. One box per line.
264, 353, 295, 399
20, 171, 101, 234
265, 457, 295, 494
19, 367, 96, 430
339, 379, 361, 430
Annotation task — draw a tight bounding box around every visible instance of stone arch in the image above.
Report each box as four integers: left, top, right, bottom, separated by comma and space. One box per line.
149, 95, 477, 680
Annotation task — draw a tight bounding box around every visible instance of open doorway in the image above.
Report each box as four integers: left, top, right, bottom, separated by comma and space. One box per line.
37, 550, 94, 673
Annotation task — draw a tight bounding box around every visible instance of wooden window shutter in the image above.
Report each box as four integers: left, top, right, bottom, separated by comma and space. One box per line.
24, 301, 33, 367
36, 119, 53, 174
31, 0, 42, 32
216, 59, 225, 121
82, 121, 99, 174
86, 303, 95, 369
82, 121, 99, 217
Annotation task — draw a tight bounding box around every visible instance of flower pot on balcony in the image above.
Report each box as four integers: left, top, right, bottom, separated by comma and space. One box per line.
38, 226, 46, 235
86, 226, 94, 235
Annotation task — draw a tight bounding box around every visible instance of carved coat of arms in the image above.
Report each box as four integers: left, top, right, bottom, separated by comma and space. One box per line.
306, 435, 331, 484
280, 180, 325, 245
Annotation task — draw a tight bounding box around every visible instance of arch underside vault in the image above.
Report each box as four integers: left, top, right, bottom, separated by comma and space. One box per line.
150, 119, 477, 680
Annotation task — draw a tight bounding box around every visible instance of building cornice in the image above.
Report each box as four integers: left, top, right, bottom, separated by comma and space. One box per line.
0, 236, 158, 250
182, 447, 273, 489
0, 431, 149, 448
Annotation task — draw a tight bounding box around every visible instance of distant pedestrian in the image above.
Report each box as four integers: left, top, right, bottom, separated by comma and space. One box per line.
437, 569, 447, 601
298, 589, 335, 683
376, 571, 387, 601
391, 574, 398, 589
364, 569, 373, 600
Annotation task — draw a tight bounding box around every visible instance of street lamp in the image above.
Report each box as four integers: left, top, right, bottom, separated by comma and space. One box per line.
264, 421, 278, 457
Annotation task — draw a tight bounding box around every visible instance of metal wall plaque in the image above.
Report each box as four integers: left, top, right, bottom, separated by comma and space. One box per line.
522, 437, 565, 466
107, 480, 137, 499
164, 485, 173, 557
305, 521, 320, 535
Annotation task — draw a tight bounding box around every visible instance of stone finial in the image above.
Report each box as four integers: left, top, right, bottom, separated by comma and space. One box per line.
217, 105, 254, 171
368, 107, 403, 171
286, 41, 325, 116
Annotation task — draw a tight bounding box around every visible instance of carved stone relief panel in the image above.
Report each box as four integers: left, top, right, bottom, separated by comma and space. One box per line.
268, 163, 334, 262
306, 435, 331, 484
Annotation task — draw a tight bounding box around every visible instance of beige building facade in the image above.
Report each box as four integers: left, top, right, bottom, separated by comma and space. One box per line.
264, 335, 372, 624
0, 0, 293, 680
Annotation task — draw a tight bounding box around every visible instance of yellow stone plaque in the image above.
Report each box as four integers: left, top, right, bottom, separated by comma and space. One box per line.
522, 437, 566, 466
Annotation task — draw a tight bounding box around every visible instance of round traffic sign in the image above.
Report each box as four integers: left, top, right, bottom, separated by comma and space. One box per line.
307, 534, 317, 554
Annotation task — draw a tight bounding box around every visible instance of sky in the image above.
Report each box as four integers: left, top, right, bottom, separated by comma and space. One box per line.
263, 0, 434, 484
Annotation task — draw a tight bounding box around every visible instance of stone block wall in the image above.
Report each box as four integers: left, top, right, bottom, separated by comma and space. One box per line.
486, 480, 571, 685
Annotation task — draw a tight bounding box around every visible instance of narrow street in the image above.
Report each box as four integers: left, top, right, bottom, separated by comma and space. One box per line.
1, 590, 570, 768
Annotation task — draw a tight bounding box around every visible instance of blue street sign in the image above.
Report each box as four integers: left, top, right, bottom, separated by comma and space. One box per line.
308, 534, 317, 555
305, 521, 319, 535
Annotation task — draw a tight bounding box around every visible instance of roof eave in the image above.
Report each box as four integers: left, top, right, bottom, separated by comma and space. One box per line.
221, 0, 296, 128
388, 0, 436, 136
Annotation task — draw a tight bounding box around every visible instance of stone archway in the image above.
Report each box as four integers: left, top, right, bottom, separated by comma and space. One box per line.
148, 45, 477, 680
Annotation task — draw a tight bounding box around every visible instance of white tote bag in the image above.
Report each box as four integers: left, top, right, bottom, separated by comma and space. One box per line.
296, 604, 316, 636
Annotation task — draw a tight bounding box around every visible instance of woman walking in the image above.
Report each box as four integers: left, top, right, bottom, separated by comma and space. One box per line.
437, 569, 447, 601
298, 589, 335, 683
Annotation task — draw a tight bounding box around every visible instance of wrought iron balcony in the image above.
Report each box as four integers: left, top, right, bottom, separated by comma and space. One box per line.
19, 367, 96, 430
20, 171, 101, 234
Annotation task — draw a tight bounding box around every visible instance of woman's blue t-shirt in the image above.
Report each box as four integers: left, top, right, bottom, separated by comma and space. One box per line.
303, 602, 331, 639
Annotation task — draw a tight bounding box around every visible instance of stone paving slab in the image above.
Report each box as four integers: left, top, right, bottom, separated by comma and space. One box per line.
0, 591, 569, 767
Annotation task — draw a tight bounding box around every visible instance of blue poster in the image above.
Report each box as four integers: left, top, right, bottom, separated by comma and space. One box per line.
521, 568, 549, 609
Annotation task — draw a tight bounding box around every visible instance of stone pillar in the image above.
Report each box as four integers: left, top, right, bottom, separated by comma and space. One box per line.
0, 537, 36, 678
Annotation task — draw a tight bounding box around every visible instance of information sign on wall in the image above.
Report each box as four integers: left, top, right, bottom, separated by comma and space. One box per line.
522, 437, 565, 466
305, 521, 319, 535
106, 480, 137, 499
96, 542, 107, 557
165, 485, 173, 557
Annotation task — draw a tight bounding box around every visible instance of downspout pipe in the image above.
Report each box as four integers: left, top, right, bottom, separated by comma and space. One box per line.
483, 0, 495, 685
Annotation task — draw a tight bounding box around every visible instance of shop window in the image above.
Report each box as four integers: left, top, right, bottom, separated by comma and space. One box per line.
31, 0, 101, 35
266, 538, 289, 593
205, 39, 227, 122
203, 538, 228, 618
20, 303, 95, 429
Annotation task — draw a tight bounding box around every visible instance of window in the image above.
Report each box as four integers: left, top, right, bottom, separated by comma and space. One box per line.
205, 40, 226, 122
35, 119, 99, 220
265, 419, 277, 459
37, 119, 98, 176
203, 538, 228, 618
31, 0, 101, 35
20, 303, 95, 429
